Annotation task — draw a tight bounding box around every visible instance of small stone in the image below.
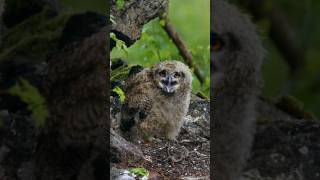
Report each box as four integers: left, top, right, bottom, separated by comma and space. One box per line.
117, 174, 135, 180
0, 110, 9, 119
298, 146, 308, 155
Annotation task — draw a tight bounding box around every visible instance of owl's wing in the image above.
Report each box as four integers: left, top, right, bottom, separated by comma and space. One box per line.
120, 69, 153, 132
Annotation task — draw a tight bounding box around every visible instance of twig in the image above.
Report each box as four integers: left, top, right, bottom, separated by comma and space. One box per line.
196, 92, 209, 100
160, 14, 205, 84
166, 145, 190, 164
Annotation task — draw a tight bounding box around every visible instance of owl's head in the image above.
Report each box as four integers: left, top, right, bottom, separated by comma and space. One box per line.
211, 0, 264, 92
152, 60, 192, 94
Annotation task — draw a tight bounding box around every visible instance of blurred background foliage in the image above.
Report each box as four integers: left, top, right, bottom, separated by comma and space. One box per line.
111, 0, 210, 96
231, 0, 320, 118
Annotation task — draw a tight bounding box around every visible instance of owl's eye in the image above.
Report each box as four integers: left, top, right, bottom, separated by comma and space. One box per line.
174, 72, 181, 78
211, 32, 224, 52
159, 70, 166, 77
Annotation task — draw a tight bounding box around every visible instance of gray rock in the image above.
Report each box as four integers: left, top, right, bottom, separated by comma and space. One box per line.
110, 168, 136, 180
0, 145, 10, 162
185, 98, 210, 139
110, 129, 146, 163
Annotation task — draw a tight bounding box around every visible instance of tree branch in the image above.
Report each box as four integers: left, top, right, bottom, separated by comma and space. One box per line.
237, 0, 306, 78
160, 14, 205, 84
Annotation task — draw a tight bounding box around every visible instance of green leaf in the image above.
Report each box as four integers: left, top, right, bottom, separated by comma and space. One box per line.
159, 19, 165, 27
110, 32, 129, 58
129, 167, 149, 177
116, 0, 125, 10
110, 32, 117, 41
112, 86, 126, 103
8, 78, 49, 127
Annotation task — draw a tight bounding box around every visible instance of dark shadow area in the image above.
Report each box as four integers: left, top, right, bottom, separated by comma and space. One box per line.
0, 0, 109, 179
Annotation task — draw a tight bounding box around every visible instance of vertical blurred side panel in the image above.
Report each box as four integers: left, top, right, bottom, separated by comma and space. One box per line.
34, 1, 110, 179
211, 0, 264, 179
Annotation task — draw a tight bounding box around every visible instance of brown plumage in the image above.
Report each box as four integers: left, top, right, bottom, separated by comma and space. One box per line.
120, 60, 192, 142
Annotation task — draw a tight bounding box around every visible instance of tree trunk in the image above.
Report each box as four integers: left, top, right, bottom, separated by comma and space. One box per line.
110, 0, 168, 48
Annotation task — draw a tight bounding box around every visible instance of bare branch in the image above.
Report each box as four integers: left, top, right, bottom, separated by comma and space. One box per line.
160, 14, 205, 84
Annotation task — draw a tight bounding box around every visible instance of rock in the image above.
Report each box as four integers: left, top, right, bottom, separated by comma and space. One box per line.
17, 161, 35, 180
110, 129, 146, 163
110, 167, 157, 180
180, 177, 210, 180
0, 110, 9, 120
0, 111, 37, 179
148, 171, 164, 180
298, 146, 309, 155
110, 168, 135, 180
185, 98, 210, 139
245, 113, 320, 179
0, 145, 10, 162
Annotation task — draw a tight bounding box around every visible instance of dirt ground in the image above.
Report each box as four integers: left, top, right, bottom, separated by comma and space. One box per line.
111, 99, 211, 179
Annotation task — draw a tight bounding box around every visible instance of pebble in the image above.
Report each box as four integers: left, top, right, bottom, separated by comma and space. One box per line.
298, 146, 308, 155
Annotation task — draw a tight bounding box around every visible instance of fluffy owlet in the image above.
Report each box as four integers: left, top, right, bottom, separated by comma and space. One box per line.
120, 60, 192, 142
212, 0, 264, 179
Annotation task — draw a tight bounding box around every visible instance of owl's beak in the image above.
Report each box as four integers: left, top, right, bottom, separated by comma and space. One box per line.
162, 75, 177, 94
164, 86, 174, 93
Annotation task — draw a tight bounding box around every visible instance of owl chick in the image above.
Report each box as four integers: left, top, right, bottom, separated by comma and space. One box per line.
120, 60, 192, 142
212, 0, 264, 179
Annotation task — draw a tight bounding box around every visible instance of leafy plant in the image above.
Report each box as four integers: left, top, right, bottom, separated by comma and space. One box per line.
116, 0, 125, 10
110, 32, 129, 58
112, 86, 126, 103
8, 78, 49, 127
129, 167, 149, 177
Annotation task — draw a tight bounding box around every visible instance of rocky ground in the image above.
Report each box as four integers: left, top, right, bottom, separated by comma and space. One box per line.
1, 92, 320, 179
242, 98, 320, 180
110, 96, 210, 179
110, 91, 320, 180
